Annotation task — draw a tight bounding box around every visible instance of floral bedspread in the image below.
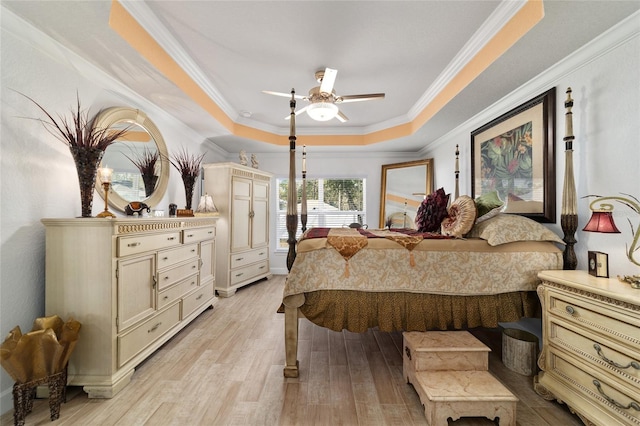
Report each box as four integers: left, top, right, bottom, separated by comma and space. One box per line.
285, 228, 563, 298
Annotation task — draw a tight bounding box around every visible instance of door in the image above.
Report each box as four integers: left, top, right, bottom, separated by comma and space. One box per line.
251, 179, 269, 248
231, 176, 251, 252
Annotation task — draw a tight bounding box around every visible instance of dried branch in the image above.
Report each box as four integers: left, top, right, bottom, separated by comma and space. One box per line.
16, 91, 129, 150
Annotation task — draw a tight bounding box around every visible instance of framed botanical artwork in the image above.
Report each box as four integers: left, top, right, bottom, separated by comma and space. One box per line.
471, 88, 556, 223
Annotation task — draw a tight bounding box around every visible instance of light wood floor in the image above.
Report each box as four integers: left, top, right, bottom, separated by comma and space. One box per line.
1, 275, 584, 426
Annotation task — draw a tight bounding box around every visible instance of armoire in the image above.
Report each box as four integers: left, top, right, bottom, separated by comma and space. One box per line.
202, 162, 272, 297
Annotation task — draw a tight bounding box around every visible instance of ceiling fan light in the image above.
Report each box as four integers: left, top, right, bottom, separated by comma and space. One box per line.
306, 102, 339, 121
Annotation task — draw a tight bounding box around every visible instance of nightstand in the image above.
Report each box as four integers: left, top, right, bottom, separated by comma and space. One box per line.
535, 270, 640, 425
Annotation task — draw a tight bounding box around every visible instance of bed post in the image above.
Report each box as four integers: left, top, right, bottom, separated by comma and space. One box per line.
286, 90, 299, 272
301, 145, 308, 232
561, 88, 578, 270
284, 89, 301, 378
454, 144, 460, 199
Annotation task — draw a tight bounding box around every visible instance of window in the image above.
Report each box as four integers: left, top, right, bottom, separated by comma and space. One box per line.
276, 178, 366, 248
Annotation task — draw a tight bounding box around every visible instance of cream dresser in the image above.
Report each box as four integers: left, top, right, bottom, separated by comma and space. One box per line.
535, 270, 640, 425
202, 163, 272, 297
41, 217, 218, 398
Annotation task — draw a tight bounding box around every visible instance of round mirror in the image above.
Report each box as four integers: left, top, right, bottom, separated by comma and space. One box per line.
94, 108, 170, 212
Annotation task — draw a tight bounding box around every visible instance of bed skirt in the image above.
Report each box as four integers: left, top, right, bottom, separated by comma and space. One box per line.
298, 290, 540, 332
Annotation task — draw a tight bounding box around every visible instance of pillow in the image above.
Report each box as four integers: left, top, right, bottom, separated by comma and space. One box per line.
467, 214, 565, 246
474, 191, 504, 217
475, 206, 502, 224
414, 188, 449, 232
441, 196, 477, 238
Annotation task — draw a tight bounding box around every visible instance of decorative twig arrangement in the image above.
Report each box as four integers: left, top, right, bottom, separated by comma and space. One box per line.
17, 91, 128, 149
168, 147, 206, 210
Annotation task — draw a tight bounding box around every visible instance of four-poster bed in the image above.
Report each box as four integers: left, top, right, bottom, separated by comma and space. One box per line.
281, 91, 564, 378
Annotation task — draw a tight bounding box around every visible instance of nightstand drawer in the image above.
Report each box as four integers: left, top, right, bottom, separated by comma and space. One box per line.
548, 351, 640, 425
548, 289, 640, 351
157, 244, 198, 270
549, 319, 640, 387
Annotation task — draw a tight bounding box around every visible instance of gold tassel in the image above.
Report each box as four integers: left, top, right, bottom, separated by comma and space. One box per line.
344, 261, 350, 278
410, 252, 416, 267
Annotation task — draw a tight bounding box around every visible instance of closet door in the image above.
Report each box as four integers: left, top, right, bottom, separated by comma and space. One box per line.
230, 176, 251, 252
251, 179, 269, 248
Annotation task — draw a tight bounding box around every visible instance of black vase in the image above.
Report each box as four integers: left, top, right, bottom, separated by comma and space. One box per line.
142, 174, 158, 198
182, 175, 196, 210
69, 146, 104, 218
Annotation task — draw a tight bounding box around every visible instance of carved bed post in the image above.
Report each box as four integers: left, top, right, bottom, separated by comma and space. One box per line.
286, 90, 299, 272
301, 145, 308, 233
561, 88, 578, 270
454, 144, 460, 199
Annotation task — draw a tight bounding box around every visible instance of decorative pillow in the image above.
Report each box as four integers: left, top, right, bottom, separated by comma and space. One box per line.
474, 191, 504, 217
441, 196, 477, 238
467, 214, 565, 246
414, 188, 449, 232
475, 206, 502, 224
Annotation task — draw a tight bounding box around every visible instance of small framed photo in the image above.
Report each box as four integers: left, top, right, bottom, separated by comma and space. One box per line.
588, 251, 609, 278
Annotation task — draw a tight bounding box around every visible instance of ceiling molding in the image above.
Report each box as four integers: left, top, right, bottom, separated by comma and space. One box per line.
118, 0, 236, 119
408, 0, 527, 120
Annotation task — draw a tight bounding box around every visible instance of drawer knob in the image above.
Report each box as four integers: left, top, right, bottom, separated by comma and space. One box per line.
236, 257, 244, 261
168, 237, 176, 241
593, 380, 640, 411
163, 295, 169, 300
196, 294, 203, 300
187, 234, 194, 238
162, 257, 169, 261
405, 346, 411, 360
565, 305, 575, 315
127, 242, 141, 247
594, 343, 640, 370
235, 272, 243, 277
148, 322, 162, 333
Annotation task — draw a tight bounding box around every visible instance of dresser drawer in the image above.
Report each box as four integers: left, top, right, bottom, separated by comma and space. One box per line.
548, 289, 640, 351
230, 260, 269, 285
156, 259, 200, 291
182, 282, 214, 319
118, 232, 181, 257
230, 248, 268, 269
157, 274, 198, 310
549, 318, 640, 387
157, 244, 198, 270
118, 303, 180, 367
548, 350, 640, 425
183, 227, 215, 244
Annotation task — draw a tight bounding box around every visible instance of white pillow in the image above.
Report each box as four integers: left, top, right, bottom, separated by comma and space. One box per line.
467, 214, 565, 246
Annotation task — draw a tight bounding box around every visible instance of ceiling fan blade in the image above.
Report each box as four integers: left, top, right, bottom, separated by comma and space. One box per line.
263, 90, 305, 99
284, 105, 309, 120
337, 93, 385, 103
336, 110, 349, 122
319, 68, 337, 94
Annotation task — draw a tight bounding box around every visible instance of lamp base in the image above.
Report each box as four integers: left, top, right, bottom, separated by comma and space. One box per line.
96, 210, 116, 218
618, 275, 640, 289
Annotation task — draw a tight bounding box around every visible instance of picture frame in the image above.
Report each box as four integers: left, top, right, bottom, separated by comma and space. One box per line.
471, 88, 556, 223
588, 250, 609, 278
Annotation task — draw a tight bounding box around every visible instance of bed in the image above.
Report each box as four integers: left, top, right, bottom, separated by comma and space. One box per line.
280, 94, 564, 378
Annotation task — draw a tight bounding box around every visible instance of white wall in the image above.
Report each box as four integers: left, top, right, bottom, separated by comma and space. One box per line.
426, 14, 640, 278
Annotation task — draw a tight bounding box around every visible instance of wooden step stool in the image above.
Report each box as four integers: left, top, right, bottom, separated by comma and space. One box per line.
403, 331, 517, 425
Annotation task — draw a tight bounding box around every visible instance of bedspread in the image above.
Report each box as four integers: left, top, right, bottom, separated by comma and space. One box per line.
285, 228, 563, 297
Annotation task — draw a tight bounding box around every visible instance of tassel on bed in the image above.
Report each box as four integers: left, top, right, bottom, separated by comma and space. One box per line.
344, 261, 350, 278
409, 252, 416, 267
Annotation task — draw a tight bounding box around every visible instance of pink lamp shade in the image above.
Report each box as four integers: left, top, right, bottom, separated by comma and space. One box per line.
582, 211, 621, 233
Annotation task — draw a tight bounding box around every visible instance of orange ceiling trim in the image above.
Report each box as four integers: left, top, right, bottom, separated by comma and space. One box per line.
109, 0, 234, 131
413, 0, 544, 130
110, 0, 543, 147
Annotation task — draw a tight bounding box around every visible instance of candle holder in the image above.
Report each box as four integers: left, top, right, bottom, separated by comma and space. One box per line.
96, 167, 115, 218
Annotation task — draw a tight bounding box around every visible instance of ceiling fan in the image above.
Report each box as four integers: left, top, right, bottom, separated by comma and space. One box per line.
262, 67, 385, 122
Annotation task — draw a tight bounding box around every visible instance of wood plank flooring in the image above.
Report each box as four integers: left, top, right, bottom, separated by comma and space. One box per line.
1, 275, 584, 425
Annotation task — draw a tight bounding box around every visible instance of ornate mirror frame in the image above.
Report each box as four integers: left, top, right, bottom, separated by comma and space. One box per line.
94, 107, 170, 212
379, 158, 434, 228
